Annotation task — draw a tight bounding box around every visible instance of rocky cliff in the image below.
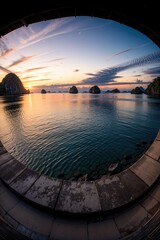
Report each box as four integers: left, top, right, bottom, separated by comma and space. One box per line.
0, 73, 29, 95
89, 85, 101, 94
41, 89, 47, 94
69, 85, 78, 94
145, 77, 160, 97
131, 86, 144, 94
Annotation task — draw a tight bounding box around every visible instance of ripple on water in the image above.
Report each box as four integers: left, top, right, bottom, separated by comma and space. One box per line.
0, 93, 159, 180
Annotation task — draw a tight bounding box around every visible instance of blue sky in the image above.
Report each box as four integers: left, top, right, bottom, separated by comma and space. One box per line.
0, 16, 160, 92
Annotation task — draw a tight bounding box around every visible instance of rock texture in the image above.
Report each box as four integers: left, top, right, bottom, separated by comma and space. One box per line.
105, 88, 120, 93
131, 86, 144, 94
0, 73, 29, 95
41, 89, 47, 94
145, 77, 160, 97
89, 85, 101, 94
69, 86, 78, 94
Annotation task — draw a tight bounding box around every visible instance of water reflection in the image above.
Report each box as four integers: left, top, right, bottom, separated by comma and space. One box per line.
1, 95, 23, 104
3, 96, 23, 117
0, 93, 159, 180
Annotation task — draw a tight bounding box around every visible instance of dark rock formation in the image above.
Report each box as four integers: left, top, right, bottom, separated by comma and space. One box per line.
105, 88, 120, 93
0, 82, 5, 95
131, 86, 144, 94
69, 85, 78, 94
41, 89, 47, 94
0, 73, 29, 95
89, 85, 101, 94
145, 77, 160, 97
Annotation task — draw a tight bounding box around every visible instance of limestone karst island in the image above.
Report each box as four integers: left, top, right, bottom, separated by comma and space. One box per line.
0, 73, 30, 95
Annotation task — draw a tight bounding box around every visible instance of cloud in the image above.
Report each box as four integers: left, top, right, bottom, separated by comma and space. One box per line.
111, 48, 133, 57
25, 67, 46, 73
16, 17, 110, 52
17, 17, 81, 51
0, 39, 14, 57
7, 56, 34, 68
143, 66, 160, 75
134, 74, 142, 77
102, 81, 151, 86
82, 51, 160, 85
74, 69, 79, 72
24, 78, 52, 84
22, 75, 39, 80
0, 18, 75, 57
0, 66, 11, 74
50, 58, 64, 62
107, 42, 152, 61
1, 48, 14, 57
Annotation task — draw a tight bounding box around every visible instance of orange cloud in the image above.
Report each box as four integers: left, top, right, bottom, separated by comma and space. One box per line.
1, 48, 14, 57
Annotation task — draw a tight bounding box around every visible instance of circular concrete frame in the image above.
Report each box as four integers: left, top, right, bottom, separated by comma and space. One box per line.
0, 130, 159, 215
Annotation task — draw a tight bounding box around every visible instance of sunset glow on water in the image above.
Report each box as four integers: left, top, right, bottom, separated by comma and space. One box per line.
0, 93, 159, 180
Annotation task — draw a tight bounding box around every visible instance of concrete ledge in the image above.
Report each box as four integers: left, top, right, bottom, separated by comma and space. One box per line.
24, 174, 62, 209
0, 157, 26, 184
56, 180, 101, 213
10, 168, 41, 195
0, 152, 15, 167
156, 130, 160, 141
130, 155, 160, 186
95, 175, 133, 211
0, 129, 160, 215
145, 140, 160, 161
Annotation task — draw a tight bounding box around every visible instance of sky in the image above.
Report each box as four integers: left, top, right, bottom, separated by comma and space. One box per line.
0, 16, 160, 92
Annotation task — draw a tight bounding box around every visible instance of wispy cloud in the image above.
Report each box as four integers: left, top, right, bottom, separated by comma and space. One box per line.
0, 18, 74, 57
49, 58, 64, 63
24, 78, 53, 84
13, 18, 111, 53
17, 18, 80, 51
143, 66, 160, 76
101, 81, 151, 86
25, 67, 46, 73
7, 56, 34, 68
1, 48, 14, 57
0, 39, 14, 57
111, 48, 132, 57
0, 66, 11, 74
107, 42, 151, 61
134, 74, 142, 77
82, 51, 160, 85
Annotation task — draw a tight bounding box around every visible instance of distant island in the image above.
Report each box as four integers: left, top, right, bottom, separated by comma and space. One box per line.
131, 86, 144, 94
105, 88, 120, 93
1, 74, 159, 98
69, 85, 78, 94
41, 89, 47, 94
89, 85, 101, 94
0, 73, 30, 96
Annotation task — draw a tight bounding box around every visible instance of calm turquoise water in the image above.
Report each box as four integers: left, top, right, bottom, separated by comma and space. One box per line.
0, 93, 159, 180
